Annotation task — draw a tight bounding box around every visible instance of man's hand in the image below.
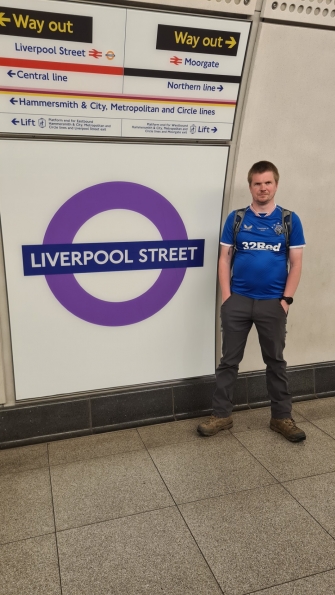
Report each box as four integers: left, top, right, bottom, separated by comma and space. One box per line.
280, 299, 289, 315
222, 293, 231, 304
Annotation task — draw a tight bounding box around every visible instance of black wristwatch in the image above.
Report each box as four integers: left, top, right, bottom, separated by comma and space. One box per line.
280, 296, 293, 305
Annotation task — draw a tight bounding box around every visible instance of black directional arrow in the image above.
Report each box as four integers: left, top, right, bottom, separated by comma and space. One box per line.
11, 118, 19, 125
7, 70, 15, 78
10, 97, 18, 105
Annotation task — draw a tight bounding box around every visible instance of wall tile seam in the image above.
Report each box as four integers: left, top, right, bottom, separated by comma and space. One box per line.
0, 226, 15, 406
172, 386, 176, 421
261, 16, 335, 32
0, 326, 6, 404
87, 398, 93, 432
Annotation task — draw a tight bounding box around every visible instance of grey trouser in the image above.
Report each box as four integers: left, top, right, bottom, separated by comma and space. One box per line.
213, 292, 291, 419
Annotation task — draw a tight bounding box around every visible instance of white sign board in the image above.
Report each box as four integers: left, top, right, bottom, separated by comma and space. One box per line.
0, 140, 228, 400
0, 0, 250, 140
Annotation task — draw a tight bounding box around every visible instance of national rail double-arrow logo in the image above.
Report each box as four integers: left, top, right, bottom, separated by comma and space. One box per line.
170, 56, 182, 66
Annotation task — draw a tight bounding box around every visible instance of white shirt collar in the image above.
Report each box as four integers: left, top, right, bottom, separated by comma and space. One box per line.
250, 203, 277, 217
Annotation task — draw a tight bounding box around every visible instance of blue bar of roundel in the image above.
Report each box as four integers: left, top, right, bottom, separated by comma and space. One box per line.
22, 240, 205, 276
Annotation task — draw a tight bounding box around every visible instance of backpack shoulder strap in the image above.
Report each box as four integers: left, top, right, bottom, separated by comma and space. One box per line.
281, 208, 292, 256
231, 208, 247, 269
233, 208, 247, 247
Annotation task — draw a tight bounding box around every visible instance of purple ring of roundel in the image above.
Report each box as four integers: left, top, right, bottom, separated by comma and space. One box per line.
43, 182, 188, 326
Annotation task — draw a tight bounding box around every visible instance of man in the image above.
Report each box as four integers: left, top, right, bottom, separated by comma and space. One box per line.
198, 161, 306, 442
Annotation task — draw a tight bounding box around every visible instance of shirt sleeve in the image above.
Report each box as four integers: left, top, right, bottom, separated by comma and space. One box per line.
290, 212, 306, 248
220, 211, 235, 246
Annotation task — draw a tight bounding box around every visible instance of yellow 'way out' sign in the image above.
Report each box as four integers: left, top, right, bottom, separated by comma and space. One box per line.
156, 24, 240, 57
0, 6, 92, 42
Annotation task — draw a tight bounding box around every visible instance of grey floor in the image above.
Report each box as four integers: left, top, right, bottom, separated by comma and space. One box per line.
2, 398, 335, 595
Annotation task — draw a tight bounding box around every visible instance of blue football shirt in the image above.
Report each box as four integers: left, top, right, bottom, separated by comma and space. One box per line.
220, 206, 305, 299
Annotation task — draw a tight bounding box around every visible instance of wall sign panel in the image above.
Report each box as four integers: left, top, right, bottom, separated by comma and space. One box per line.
0, 140, 228, 400
0, 0, 250, 140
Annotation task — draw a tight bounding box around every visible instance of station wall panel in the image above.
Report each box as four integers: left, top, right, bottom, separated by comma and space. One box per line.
228, 22, 335, 371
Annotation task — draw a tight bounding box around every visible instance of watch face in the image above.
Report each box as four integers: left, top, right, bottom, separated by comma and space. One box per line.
284, 297, 293, 305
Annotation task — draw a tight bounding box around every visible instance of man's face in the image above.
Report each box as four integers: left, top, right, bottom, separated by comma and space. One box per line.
249, 171, 278, 207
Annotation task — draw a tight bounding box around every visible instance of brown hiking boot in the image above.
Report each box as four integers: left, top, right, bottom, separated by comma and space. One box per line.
197, 415, 233, 437
270, 418, 306, 442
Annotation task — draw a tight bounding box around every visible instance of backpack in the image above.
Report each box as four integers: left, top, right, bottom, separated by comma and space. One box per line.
231, 207, 292, 268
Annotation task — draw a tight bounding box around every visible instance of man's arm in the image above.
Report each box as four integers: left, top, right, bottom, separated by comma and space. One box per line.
218, 245, 233, 303
281, 247, 303, 313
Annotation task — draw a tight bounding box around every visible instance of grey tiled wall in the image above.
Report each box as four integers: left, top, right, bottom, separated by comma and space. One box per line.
0, 362, 334, 448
